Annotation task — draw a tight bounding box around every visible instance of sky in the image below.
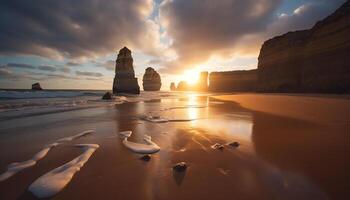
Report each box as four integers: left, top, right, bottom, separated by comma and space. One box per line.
0, 0, 346, 90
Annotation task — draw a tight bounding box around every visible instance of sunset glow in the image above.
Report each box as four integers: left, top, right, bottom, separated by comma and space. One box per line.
183, 69, 200, 85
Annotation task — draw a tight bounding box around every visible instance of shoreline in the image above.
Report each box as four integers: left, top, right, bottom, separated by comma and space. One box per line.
212, 93, 350, 123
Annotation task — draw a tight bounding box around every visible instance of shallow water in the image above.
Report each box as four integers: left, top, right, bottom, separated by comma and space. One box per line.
0, 92, 349, 200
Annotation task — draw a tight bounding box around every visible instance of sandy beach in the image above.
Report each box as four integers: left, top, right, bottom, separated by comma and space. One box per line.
0, 92, 349, 200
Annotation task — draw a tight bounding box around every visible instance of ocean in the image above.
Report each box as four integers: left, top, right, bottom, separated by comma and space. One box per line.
0, 89, 207, 120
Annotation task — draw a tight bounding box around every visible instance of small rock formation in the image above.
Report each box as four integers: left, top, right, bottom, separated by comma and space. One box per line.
258, 1, 350, 93
170, 82, 176, 91
102, 92, 113, 100
176, 81, 189, 91
31, 83, 43, 90
142, 67, 161, 91
209, 70, 257, 92
173, 162, 187, 172
113, 47, 140, 94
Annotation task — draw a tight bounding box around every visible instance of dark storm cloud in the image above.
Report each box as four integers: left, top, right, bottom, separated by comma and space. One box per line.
76, 71, 103, 77
159, 0, 346, 73
2, 63, 36, 69
37, 65, 57, 72
66, 62, 81, 67
0, 0, 159, 58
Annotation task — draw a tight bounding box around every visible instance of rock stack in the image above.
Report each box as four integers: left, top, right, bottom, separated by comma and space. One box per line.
113, 47, 140, 94
142, 67, 161, 91
170, 82, 176, 91
31, 82, 42, 90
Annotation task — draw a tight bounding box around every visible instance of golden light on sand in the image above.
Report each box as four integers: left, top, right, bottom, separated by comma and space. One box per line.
187, 94, 199, 126
183, 69, 200, 85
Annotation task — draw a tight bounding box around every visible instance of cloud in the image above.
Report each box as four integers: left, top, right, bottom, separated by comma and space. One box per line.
266, 0, 347, 37
76, 71, 103, 77
66, 61, 81, 67
2, 63, 36, 69
93, 60, 115, 71
37, 65, 57, 72
59, 67, 71, 73
0, 0, 161, 59
158, 0, 346, 73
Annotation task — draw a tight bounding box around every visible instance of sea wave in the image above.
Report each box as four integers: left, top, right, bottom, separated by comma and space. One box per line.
0, 90, 87, 99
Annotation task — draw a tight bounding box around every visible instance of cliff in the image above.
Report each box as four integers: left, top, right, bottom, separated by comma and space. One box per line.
209, 70, 258, 92
112, 47, 140, 94
142, 67, 161, 91
258, 1, 350, 93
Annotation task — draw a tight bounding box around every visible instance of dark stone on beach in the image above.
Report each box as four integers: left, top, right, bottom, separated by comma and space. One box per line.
228, 142, 240, 148
112, 47, 140, 94
31, 82, 43, 90
140, 154, 151, 161
102, 92, 113, 100
173, 162, 187, 172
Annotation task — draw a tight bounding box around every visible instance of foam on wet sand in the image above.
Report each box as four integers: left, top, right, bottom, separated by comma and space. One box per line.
28, 144, 99, 198
0, 130, 94, 182
119, 131, 160, 154
57, 130, 94, 142
0, 143, 59, 182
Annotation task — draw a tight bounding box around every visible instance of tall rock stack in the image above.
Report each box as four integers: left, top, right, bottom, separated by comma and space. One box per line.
142, 67, 161, 91
113, 47, 140, 94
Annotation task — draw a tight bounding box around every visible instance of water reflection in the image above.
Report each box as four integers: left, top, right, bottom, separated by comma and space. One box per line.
124, 92, 335, 199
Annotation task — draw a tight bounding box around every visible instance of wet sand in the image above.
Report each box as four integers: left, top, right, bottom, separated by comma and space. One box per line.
0, 93, 349, 199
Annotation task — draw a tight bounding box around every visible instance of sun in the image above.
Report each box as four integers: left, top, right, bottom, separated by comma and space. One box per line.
183, 69, 200, 85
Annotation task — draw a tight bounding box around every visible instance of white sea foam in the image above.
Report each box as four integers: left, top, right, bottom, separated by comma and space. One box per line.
120, 131, 160, 154
161, 105, 206, 111
0, 130, 94, 182
28, 144, 99, 198
209, 101, 225, 105
119, 131, 132, 138
0, 143, 59, 182
57, 130, 94, 142
140, 115, 169, 123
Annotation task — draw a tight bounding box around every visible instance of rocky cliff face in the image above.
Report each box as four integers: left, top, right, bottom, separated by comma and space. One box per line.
113, 47, 140, 94
209, 70, 258, 92
258, 1, 350, 93
142, 67, 161, 91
